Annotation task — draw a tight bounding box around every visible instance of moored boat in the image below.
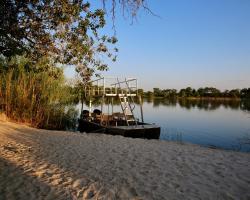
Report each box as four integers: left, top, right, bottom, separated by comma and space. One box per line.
78, 77, 161, 139
78, 115, 161, 139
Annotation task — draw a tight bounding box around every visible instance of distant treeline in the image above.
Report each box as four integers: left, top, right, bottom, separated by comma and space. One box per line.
82, 95, 250, 112
138, 87, 250, 99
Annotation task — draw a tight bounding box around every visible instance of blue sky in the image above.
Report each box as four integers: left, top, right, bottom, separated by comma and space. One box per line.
65, 0, 250, 91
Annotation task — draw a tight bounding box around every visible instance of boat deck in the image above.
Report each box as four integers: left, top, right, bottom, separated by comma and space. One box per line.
110, 124, 159, 130
106, 124, 161, 139
78, 119, 161, 139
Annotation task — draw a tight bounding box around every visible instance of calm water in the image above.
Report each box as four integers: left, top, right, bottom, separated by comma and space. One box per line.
79, 99, 250, 152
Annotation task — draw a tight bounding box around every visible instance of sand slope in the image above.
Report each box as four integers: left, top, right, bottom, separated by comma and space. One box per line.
0, 121, 250, 200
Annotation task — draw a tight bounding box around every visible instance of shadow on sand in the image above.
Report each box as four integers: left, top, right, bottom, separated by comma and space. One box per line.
0, 157, 64, 200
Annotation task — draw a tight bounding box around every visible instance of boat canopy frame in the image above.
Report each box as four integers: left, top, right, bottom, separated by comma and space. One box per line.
84, 77, 138, 97
83, 77, 144, 126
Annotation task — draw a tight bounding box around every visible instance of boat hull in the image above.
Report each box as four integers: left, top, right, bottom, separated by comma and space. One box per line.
78, 119, 160, 139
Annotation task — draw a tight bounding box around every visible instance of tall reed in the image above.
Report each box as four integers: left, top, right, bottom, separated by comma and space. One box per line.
0, 55, 78, 129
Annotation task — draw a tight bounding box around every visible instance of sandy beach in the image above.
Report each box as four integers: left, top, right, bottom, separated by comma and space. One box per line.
0, 121, 250, 200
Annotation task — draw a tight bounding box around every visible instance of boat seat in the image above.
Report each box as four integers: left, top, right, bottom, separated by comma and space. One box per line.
81, 110, 90, 119
93, 114, 101, 122
100, 114, 112, 125
112, 113, 124, 120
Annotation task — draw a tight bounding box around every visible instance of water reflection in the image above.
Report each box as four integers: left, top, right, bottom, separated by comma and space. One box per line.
241, 100, 250, 113
146, 99, 250, 152
77, 98, 250, 152
149, 98, 250, 111
83, 97, 250, 112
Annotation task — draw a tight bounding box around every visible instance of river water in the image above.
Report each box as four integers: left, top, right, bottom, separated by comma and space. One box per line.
78, 98, 250, 152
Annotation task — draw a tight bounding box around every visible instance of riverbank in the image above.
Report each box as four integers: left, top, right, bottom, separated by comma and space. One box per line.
0, 121, 250, 200
145, 96, 243, 101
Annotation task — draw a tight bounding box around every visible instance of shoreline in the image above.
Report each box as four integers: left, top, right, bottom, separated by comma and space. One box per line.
1, 121, 250, 199
144, 96, 243, 101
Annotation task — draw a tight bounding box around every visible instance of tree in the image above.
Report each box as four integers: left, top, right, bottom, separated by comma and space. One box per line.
1, 0, 120, 80
197, 88, 205, 97
103, 0, 154, 22
0, 1, 26, 57
144, 91, 153, 98
228, 89, 240, 98
240, 88, 250, 99
185, 87, 192, 97
0, 0, 154, 126
169, 89, 177, 98
137, 88, 144, 97
153, 88, 162, 97
179, 89, 186, 97
1, 0, 153, 79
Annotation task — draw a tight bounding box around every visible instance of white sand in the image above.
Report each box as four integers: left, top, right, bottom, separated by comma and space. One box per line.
0, 121, 250, 200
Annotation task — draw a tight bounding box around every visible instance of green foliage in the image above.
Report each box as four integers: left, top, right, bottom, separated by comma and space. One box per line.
137, 89, 144, 96
0, 0, 154, 129
153, 88, 162, 97
144, 87, 250, 99
0, 0, 152, 79
0, 55, 78, 129
0, 0, 118, 80
240, 89, 250, 99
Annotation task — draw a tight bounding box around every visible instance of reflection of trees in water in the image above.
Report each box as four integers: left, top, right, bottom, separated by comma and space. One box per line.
153, 98, 177, 107
241, 100, 250, 112
144, 96, 154, 103
80, 97, 250, 112
179, 99, 242, 111
150, 98, 249, 111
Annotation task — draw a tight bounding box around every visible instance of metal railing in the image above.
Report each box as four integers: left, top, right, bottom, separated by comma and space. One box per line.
84, 77, 138, 97
84, 77, 138, 126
